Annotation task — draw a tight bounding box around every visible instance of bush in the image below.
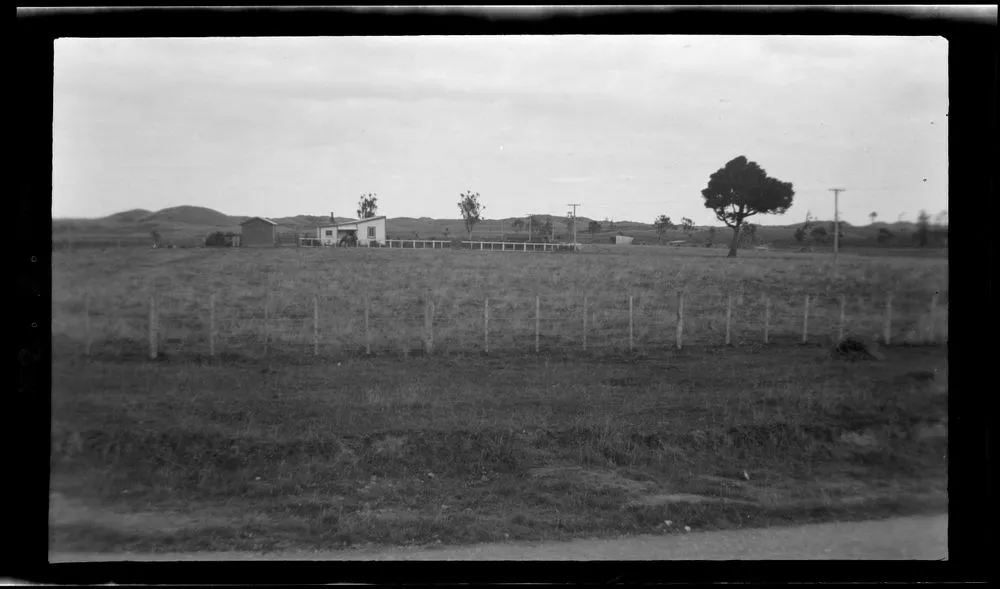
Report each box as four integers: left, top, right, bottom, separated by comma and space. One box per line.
206, 232, 239, 247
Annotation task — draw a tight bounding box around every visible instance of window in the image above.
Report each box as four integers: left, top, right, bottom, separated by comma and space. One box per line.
367, 226, 376, 239
325, 230, 333, 237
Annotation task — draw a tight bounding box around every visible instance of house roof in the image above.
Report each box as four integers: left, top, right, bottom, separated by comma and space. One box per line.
240, 216, 277, 226
319, 216, 387, 228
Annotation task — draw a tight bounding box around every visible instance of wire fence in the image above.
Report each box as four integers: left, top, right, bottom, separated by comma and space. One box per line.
56, 287, 948, 361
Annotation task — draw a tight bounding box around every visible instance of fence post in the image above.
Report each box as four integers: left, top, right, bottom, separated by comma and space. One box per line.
209, 293, 216, 357
927, 292, 939, 344
535, 295, 540, 353
628, 294, 634, 352
763, 294, 770, 345
582, 295, 588, 351
801, 294, 810, 344
484, 297, 489, 354
84, 293, 91, 357
425, 299, 434, 355
313, 294, 319, 357
725, 292, 733, 346
884, 291, 893, 346
148, 294, 157, 360
675, 290, 684, 350
263, 295, 270, 356
838, 294, 846, 344
365, 296, 371, 355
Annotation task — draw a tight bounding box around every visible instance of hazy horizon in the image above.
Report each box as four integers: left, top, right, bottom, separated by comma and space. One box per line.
53, 35, 948, 227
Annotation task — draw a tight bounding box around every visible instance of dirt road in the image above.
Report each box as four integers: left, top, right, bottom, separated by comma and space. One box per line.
52, 513, 947, 561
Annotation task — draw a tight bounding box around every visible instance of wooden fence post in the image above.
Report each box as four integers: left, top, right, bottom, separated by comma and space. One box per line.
725, 292, 733, 346
535, 295, 540, 353
838, 294, 846, 344
801, 294, 810, 344
763, 294, 770, 345
425, 299, 434, 355
582, 295, 588, 351
209, 293, 216, 357
675, 290, 684, 350
148, 294, 157, 360
884, 291, 893, 346
365, 296, 371, 355
484, 297, 489, 354
84, 293, 91, 357
313, 294, 319, 356
628, 294, 634, 352
927, 292, 939, 344
263, 296, 270, 356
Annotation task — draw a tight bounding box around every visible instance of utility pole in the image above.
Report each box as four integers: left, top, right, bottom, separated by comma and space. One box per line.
567, 203, 580, 247
829, 188, 845, 275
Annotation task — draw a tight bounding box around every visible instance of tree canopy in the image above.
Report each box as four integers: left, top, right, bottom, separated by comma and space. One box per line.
701, 156, 794, 257
357, 193, 379, 219
457, 191, 485, 239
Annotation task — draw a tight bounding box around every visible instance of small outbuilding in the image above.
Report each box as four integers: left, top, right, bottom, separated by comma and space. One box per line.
239, 217, 278, 247
317, 216, 387, 246
614, 235, 634, 245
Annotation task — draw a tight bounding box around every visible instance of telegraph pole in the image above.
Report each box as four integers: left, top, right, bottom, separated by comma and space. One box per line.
829, 188, 845, 275
567, 203, 581, 247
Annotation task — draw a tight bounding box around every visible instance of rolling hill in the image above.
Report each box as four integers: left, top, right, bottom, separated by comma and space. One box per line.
137, 206, 234, 227
52, 205, 944, 251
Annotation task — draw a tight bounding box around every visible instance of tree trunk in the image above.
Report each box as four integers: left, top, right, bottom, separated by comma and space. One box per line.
728, 222, 742, 257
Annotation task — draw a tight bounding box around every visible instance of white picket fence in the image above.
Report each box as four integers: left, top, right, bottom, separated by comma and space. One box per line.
462, 241, 581, 252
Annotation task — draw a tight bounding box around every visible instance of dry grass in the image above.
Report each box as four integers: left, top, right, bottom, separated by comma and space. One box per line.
52, 244, 948, 359
50, 244, 948, 554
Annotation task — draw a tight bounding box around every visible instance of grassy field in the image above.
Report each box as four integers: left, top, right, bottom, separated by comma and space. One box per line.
50, 244, 948, 554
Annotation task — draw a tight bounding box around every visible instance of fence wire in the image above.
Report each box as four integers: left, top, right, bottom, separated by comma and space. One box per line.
57, 285, 949, 361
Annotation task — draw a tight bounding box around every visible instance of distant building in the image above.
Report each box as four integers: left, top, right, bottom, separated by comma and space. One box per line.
316, 216, 387, 246
239, 217, 278, 247
615, 235, 634, 245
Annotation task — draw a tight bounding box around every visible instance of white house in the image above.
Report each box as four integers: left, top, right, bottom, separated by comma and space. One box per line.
615, 235, 634, 245
317, 216, 387, 246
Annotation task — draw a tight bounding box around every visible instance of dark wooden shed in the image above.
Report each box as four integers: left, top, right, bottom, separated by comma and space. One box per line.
239, 217, 278, 248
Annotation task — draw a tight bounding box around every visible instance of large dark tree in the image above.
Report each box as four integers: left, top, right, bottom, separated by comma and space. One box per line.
701, 156, 795, 257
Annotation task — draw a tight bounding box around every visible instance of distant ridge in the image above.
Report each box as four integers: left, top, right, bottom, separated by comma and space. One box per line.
71, 206, 930, 235
139, 205, 234, 226
105, 208, 153, 223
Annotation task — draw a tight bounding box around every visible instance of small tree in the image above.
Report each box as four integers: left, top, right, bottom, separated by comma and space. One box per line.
357, 193, 379, 219
150, 229, 161, 249
701, 155, 795, 257
915, 209, 931, 247
680, 217, 695, 235
706, 226, 716, 247
739, 223, 759, 248
794, 211, 814, 243
511, 219, 525, 233
654, 215, 674, 243
530, 215, 553, 242
588, 220, 601, 238
877, 227, 895, 243
810, 226, 828, 244
458, 191, 485, 240
869, 211, 878, 225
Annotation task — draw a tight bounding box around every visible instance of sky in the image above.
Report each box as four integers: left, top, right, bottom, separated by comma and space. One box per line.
53, 35, 948, 226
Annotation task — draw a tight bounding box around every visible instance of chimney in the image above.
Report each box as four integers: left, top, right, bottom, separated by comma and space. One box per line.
330, 211, 335, 223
